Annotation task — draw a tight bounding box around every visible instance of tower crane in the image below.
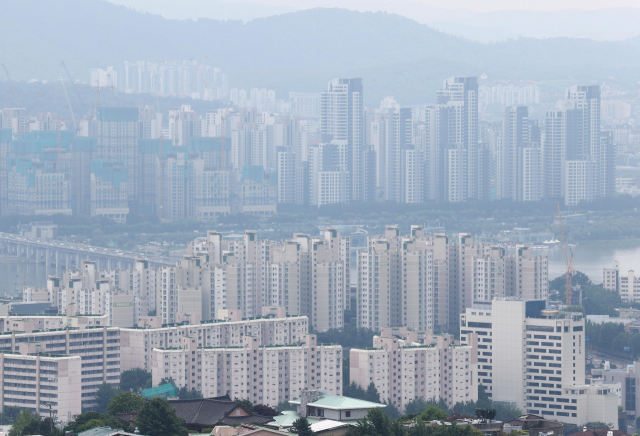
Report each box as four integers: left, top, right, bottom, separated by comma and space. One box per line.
2, 64, 23, 109
557, 202, 574, 306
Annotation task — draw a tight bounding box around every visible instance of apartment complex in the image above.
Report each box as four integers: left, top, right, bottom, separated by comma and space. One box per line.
24, 258, 156, 327
357, 226, 548, 333
603, 261, 640, 303
0, 343, 82, 422
0, 326, 119, 412
350, 327, 478, 412
0, 309, 309, 420
119, 312, 309, 372
460, 299, 618, 427
152, 334, 341, 407
0, 75, 617, 217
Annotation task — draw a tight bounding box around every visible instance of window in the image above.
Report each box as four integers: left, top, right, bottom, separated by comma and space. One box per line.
345, 411, 351, 418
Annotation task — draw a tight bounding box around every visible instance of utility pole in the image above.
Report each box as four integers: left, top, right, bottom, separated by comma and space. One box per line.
48, 402, 53, 435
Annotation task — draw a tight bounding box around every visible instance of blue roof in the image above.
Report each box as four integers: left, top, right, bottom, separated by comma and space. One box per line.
91, 160, 129, 188
20, 130, 74, 141
242, 165, 264, 182
0, 129, 13, 143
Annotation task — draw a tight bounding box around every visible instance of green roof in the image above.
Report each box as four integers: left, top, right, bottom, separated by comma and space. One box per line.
91, 160, 128, 188
269, 411, 321, 428
289, 395, 386, 410
141, 382, 176, 399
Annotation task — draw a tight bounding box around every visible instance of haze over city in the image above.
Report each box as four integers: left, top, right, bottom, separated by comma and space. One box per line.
0, 2, 639, 436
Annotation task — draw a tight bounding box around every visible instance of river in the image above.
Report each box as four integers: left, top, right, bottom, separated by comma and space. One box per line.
532, 239, 640, 283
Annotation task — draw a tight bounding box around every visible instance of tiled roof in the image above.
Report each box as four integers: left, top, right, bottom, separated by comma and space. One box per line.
168, 398, 271, 428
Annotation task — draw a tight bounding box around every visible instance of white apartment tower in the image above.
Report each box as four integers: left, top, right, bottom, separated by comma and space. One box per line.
321, 78, 363, 202
460, 299, 618, 427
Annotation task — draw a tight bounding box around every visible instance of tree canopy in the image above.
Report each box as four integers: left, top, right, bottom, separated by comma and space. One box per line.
135, 397, 187, 436
106, 391, 145, 416
119, 368, 152, 393
291, 417, 314, 436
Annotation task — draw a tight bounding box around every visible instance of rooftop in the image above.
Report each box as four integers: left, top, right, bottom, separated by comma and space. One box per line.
289, 394, 386, 410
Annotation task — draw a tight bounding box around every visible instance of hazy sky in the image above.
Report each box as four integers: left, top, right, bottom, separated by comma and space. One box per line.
114, 0, 640, 13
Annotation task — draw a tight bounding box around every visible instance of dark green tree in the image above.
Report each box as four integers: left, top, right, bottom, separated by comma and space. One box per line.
119, 368, 152, 392
384, 400, 401, 419
64, 412, 103, 433
8, 410, 57, 436
403, 398, 430, 415
253, 405, 279, 416
365, 382, 382, 403
177, 386, 203, 399
291, 417, 314, 436
234, 398, 254, 412
276, 401, 297, 412
106, 391, 145, 415
135, 397, 187, 436
420, 406, 448, 422
0, 406, 22, 425
94, 382, 118, 414
76, 419, 104, 433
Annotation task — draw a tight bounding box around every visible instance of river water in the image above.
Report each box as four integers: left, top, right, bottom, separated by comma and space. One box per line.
0, 258, 47, 297
532, 239, 640, 283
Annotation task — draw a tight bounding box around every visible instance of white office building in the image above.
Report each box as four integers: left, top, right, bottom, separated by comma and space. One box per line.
460, 299, 618, 427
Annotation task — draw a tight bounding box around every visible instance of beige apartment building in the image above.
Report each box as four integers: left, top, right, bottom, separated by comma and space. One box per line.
151, 334, 341, 407
603, 261, 640, 303
119, 312, 309, 372
357, 227, 548, 335
0, 326, 119, 411
0, 343, 82, 421
350, 327, 478, 412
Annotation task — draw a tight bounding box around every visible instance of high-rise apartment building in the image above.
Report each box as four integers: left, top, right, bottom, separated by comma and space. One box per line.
498, 106, 542, 201
96, 107, 139, 202
436, 77, 481, 201
321, 78, 363, 201
152, 334, 341, 407
350, 328, 478, 412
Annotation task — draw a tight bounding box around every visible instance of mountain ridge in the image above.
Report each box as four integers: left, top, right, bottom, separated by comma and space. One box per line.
1, 0, 639, 104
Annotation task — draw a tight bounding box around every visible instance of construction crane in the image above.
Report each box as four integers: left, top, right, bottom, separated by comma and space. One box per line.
557, 202, 574, 306
2, 64, 22, 108
46, 80, 118, 118
58, 77, 77, 131
61, 61, 88, 116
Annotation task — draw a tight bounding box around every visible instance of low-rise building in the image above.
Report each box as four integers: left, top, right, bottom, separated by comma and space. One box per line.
604, 262, 640, 303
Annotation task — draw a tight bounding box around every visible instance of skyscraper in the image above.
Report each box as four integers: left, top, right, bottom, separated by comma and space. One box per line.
498, 106, 542, 201
434, 77, 484, 202
321, 78, 363, 201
